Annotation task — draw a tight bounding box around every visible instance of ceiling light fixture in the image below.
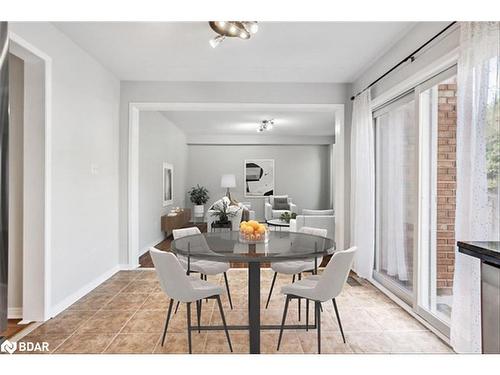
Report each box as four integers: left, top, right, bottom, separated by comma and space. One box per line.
257, 119, 274, 133
209, 21, 258, 48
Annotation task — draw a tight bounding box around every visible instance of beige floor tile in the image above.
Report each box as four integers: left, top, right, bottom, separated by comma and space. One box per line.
334, 308, 384, 332
261, 331, 303, 354
104, 333, 160, 354
77, 310, 135, 334
140, 293, 170, 310
33, 311, 96, 335
210, 308, 248, 326
121, 280, 159, 294
90, 280, 131, 295
55, 333, 115, 354
345, 331, 394, 353
121, 310, 168, 333
67, 293, 115, 311
365, 307, 427, 331
297, 331, 353, 354
385, 331, 453, 353
153, 332, 206, 354
102, 293, 149, 311
135, 270, 158, 281
109, 271, 142, 281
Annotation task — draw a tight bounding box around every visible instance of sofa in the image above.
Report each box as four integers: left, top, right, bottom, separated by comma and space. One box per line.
264, 195, 298, 221
206, 197, 255, 231
289, 209, 335, 239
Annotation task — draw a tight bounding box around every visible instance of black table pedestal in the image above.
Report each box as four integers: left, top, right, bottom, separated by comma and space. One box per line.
248, 262, 261, 354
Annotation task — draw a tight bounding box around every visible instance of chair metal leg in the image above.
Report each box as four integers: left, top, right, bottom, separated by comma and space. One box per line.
186, 302, 192, 354
265, 272, 277, 309
277, 295, 291, 351
316, 301, 321, 354
332, 298, 346, 343
223, 272, 233, 310
306, 299, 309, 331
174, 300, 180, 314
292, 274, 295, 283
216, 295, 233, 352
161, 298, 174, 346
298, 273, 301, 321
196, 300, 201, 333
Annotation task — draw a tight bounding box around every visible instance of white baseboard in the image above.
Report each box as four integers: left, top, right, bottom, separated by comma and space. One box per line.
49, 265, 120, 319
119, 263, 140, 270
139, 236, 165, 256
8, 307, 23, 319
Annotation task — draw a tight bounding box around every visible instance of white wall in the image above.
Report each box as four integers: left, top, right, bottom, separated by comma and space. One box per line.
186, 144, 331, 221
8, 54, 23, 316
120, 81, 349, 263
138, 112, 187, 253
10, 22, 120, 317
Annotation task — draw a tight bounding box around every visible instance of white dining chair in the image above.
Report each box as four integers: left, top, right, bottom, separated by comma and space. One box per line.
277, 246, 357, 354
265, 226, 328, 320
150, 248, 233, 354
172, 227, 233, 309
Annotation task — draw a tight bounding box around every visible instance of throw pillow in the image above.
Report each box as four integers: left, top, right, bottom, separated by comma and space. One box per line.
273, 197, 290, 210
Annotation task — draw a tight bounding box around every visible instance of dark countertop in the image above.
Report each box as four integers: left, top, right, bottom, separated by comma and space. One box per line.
457, 241, 500, 267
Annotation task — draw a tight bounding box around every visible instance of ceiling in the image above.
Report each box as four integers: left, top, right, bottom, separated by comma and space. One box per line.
160, 110, 335, 136
53, 22, 415, 83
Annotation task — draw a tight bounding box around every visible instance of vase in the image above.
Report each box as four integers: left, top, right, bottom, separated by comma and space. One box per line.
194, 204, 204, 218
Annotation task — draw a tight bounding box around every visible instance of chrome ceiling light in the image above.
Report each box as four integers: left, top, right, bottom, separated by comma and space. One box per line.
257, 119, 274, 132
209, 21, 259, 48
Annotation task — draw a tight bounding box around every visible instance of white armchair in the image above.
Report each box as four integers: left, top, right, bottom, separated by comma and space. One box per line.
264, 195, 298, 221
289, 209, 335, 239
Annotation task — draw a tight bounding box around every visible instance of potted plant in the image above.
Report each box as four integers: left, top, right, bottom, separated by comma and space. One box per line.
280, 212, 297, 223
188, 184, 209, 218
210, 201, 237, 224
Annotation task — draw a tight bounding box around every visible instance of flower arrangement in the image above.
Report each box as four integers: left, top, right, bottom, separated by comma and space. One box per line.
239, 220, 269, 243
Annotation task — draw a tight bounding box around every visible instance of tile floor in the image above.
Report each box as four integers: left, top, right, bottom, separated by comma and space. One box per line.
15, 269, 453, 354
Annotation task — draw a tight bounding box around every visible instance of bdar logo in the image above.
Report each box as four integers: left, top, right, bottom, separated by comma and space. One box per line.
1, 339, 17, 354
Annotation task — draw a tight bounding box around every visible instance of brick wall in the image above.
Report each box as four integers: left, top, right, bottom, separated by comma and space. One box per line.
436, 83, 457, 295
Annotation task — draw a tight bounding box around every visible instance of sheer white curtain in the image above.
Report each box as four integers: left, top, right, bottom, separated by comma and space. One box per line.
451, 21, 500, 354
350, 90, 375, 279
377, 105, 413, 282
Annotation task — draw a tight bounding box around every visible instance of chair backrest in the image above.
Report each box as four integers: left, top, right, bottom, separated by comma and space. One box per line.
173, 226, 211, 254
314, 247, 357, 301
299, 226, 328, 238
268, 195, 291, 207
173, 227, 201, 239
150, 248, 195, 302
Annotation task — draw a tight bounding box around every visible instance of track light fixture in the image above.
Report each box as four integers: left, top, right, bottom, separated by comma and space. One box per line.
209, 21, 259, 48
257, 119, 274, 133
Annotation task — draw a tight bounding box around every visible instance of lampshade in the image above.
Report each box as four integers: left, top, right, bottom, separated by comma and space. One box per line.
221, 174, 236, 188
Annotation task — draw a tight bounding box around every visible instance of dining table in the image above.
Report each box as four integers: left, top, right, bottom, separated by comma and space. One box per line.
171, 230, 336, 354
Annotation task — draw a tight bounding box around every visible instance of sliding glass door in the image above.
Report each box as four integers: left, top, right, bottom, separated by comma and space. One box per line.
373, 66, 458, 335
374, 93, 418, 305
417, 67, 458, 333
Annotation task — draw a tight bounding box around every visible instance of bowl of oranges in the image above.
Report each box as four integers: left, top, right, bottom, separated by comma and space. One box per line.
239, 220, 269, 243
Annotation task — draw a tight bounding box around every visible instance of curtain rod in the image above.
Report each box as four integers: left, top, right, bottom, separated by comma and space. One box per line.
350, 21, 457, 101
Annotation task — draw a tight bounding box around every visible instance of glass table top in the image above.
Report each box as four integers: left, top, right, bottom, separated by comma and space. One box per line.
171, 230, 336, 263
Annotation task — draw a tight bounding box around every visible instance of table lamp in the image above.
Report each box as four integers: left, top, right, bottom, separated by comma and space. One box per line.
221, 174, 236, 200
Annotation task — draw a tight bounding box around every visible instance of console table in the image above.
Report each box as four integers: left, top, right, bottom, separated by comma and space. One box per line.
161, 209, 191, 237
